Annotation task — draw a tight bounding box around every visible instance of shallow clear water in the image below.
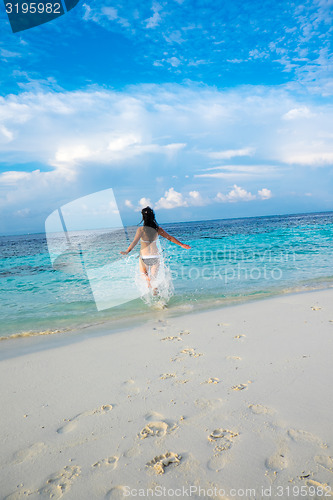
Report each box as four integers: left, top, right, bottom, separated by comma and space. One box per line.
1, 212, 333, 339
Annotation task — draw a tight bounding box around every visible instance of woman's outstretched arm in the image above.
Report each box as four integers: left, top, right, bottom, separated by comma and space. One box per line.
120, 228, 141, 255
158, 227, 191, 249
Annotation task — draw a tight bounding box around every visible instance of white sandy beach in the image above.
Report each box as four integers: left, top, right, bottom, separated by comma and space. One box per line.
1, 288, 333, 499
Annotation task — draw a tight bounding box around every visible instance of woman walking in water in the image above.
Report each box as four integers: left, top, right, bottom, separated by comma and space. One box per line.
120, 206, 190, 293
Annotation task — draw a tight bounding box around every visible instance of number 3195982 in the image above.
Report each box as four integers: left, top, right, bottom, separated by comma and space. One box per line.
5, 3, 61, 14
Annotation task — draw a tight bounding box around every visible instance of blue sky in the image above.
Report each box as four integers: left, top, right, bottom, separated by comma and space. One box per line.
0, 0, 332, 234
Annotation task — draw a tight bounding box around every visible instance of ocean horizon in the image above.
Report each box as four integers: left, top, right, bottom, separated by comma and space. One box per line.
1, 210, 333, 341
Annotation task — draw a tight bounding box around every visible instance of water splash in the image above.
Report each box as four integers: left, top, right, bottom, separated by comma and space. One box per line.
135, 253, 174, 309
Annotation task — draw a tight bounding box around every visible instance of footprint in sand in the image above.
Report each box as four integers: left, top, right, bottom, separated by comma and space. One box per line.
234, 334, 246, 340
161, 336, 183, 342
181, 347, 202, 357
38, 466, 81, 498
152, 320, 169, 333
12, 441, 46, 464
5, 466, 82, 499
145, 410, 164, 421
139, 422, 169, 439
287, 429, 328, 449
314, 455, 333, 472
90, 405, 113, 415
208, 428, 239, 444
249, 404, 275, 415
4, 489, 34, 500
123, 446, 140, 459
207, 429, 239, 472
207, 451, 231, 472
92, 456, 118, 469
202, 378, 220, 384
139, 413, 178, 439
106, 486, 128, 499
57, 420, 78, 434
231, 381, 252, 391
57, 404, 113, 434
311, 306, 322, 311
146, 452, 181, 475
122, 379, 141, 395
179, 330, 191, 336
227, 356, 242, 361
265, 447, 289, 472
306, 480, 333, 498
194, 398, 223, 410
172, 347, 203, 361
160, 373, 176, 379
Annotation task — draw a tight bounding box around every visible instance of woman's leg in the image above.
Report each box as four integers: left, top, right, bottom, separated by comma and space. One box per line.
139, 257, 151, 288
149, 262, 160, 295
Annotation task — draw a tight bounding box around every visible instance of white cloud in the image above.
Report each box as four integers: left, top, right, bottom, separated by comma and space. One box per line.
197, 172, 247, 179
315, 0, 333, 7
0, 87, 189, 170
108, 134, 141, 152
283, 152, 333, 166
0, 170, 33, 186
0, 125, 14, 142
167, 57, 182, 67
188, 59, 209, 67
125, 199, 134, 208
227, 59, 243, 64
258, 188, 272, 200
282, 106, 313, 120
216, 185, 272, 203
154, 188, 207, 209
15, 208, 31, 217
53, 145, 92, 168
101, 6, 118, 20
145, 2, 162, 29
138, 197, 152, 209
0, 82, 331, 232
188, 190, 205, 206
207, 147, 255, 160
164, 31, 185, 44
82, 3, 92, 20
0, 48, 21, 59
155, 188, 187, 209
249, 49, 269, 60
195, 165, 278, 179
82, 3, 130, 28
0, 167, 78, 230
0, 84, 330, 176
216, 185, 256, 203
77, 0, 332, 99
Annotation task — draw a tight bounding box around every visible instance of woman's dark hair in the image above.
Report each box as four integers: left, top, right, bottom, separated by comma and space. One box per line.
141, 206, 159, 230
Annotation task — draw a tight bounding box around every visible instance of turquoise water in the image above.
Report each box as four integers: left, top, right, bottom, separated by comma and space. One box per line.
1, 211, 333, 339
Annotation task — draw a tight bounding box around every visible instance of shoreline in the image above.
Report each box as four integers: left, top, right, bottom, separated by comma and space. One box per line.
2, 282, 333, 361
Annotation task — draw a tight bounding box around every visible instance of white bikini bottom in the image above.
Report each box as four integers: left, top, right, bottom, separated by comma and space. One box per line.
140, 255, 160, 267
